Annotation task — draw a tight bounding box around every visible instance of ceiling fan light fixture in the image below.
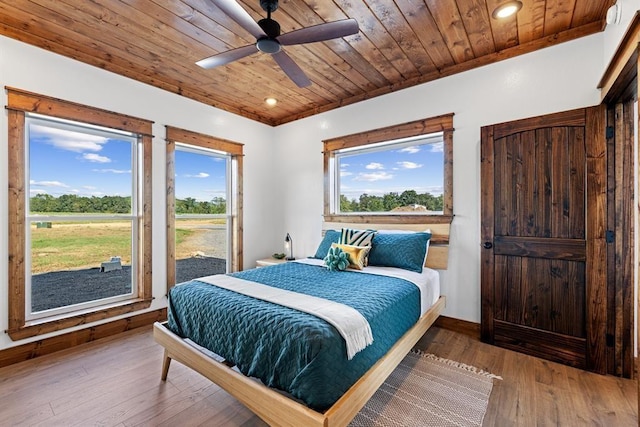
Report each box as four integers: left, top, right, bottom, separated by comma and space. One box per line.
196, 0, 359, 88
492, 1, 523, 19
256, 37, 281, 54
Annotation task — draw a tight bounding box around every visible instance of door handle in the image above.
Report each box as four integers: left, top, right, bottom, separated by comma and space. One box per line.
483, 241, 493, 249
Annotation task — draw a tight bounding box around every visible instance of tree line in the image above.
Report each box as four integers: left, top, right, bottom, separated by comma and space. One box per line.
30, 194, 226, 214
175, 196, 226, 214
340, 190, 443, 212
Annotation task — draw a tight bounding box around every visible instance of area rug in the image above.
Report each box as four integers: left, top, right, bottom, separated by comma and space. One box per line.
350, 350, 501, 427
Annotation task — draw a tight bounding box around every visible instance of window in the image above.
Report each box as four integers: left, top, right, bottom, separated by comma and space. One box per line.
324, 114, 454, 223
7, 87, 153, 340
335, 133, 445, 214
165, 126, 243, 291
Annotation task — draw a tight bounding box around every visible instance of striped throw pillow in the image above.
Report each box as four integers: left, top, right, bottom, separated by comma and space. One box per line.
340, 228, 376, 265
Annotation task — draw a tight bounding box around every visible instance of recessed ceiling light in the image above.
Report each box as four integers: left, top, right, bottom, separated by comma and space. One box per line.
265, 97, 277, 107
492, 1, 523, 19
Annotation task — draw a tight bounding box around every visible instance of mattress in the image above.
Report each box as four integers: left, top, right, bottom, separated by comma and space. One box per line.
166, 260, 440, 410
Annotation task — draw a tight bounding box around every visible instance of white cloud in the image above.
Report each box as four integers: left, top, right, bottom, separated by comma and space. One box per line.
30, 124, 108, 152
82, 153, 111, 163
399, 146, 420, 154
340, 163, 352, 177
365, 162, 384, 170
83, 185, 98, 190
354, 172, 394, 182
30, 188, 48, 195
30, 179, 69, 188
92, 168, 131, 174
430, 142, 444, 152
185, 172, 210, 178
397, 161, 423, 169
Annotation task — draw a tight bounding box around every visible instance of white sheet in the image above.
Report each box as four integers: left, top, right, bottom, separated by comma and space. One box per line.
294, 258, 440, 315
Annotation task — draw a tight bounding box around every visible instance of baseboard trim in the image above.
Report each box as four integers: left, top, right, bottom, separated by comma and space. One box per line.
434, 315, 480, 339
0, 308, 167, 368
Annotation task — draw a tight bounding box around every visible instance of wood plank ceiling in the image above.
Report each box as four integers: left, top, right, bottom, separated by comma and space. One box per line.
0, 1, 615, 126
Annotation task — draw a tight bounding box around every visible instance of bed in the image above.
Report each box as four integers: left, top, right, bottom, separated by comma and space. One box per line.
154, 224, 448, 426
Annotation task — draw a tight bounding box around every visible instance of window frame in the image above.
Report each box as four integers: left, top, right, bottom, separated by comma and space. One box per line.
323, 114, 454, 225
6, 87, 153, 340
24, 115, 140, 321
165, 126, 243, 293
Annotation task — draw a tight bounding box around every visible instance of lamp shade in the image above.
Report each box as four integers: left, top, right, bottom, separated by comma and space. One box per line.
284, 233, 295, 260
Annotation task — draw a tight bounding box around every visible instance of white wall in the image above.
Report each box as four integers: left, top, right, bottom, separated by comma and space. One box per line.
0, 35, 281, 350
274, 34, 605, 322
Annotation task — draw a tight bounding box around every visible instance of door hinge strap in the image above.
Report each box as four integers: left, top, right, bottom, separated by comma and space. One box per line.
605, 230, 615, 243
606, 126, 614, 139
606, 333, 614, 347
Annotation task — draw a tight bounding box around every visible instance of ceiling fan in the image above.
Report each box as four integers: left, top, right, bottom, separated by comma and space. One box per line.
196, 0, 359, 88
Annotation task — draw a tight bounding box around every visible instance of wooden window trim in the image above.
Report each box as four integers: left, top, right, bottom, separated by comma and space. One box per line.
323, 114, 454, 224
165, 126, 244, 293
6, 87, 153, 341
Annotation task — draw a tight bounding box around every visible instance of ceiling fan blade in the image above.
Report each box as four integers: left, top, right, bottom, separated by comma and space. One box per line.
277, 19, 359, 46
196, 44, 258, 69
272, 51, 311, 88
211, 0, 266, 40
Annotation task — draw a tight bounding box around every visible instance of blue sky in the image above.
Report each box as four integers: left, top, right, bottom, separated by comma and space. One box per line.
339, 140, 444, 201
28, 123, 227, 202
174, 149, 227, 201
29, 123, 134, 198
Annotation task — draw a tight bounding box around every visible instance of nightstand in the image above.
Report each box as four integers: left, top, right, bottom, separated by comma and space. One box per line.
255, 257, 288, 268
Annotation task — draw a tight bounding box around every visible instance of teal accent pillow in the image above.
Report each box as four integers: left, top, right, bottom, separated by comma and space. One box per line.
323, 246, 350, 271
368, 232, 432, 273
313, 230, 341, 259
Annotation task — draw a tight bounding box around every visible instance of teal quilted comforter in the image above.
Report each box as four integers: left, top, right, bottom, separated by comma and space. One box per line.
167, 261, 420, 410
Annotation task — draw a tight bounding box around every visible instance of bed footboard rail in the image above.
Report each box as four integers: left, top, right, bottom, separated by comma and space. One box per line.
153, 295, 445, 427
154, 322, 327, 427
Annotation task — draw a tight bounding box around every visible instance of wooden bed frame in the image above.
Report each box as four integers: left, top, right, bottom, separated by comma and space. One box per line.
155, 221, 450, 426
154, 295, 444, 427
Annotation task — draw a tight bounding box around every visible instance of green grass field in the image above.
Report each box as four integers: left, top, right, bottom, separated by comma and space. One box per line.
30, 219, 224, 274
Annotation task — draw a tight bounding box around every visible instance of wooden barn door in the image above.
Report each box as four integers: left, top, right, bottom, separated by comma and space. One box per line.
480, 106, 607, 373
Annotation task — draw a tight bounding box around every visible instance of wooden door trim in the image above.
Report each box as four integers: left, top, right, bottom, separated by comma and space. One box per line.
585, 105, 608, 375
598, 11, 640, 103
480, 125, 495, 343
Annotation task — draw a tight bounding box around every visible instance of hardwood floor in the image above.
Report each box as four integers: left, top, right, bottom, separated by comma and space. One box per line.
416, 328, 637, 426
0, 325, 636, 426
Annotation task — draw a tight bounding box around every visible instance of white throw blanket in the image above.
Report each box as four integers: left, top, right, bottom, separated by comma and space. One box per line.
196, 274, 374, 359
